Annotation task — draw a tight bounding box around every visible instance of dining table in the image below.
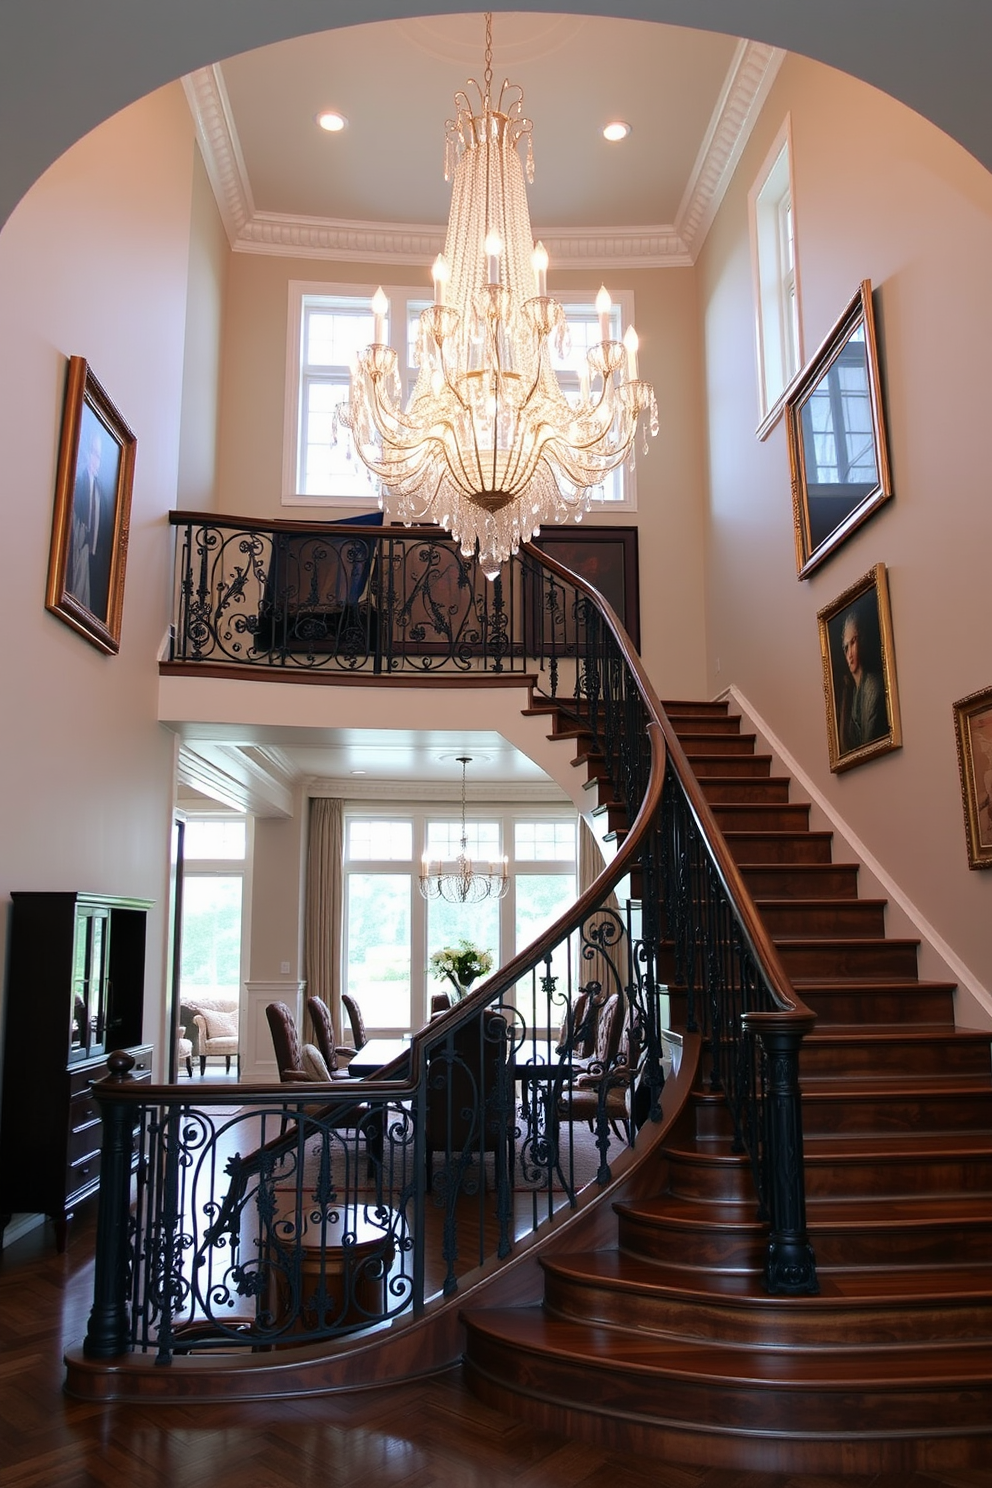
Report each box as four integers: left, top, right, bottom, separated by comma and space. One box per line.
346, 1036, 411, 1079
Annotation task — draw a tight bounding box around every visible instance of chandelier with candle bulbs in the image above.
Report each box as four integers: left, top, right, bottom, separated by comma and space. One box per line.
338, 13, 658, 580
419, 756, 509, 904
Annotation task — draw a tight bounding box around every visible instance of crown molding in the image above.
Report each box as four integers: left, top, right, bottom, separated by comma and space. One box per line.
306, 777, 570, 803
184, 40, 783, 270
676, 40, 785, 256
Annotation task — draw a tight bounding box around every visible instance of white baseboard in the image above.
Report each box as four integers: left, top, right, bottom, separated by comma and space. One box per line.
722, 684, 992, 1031
3, 1212, 44, 1247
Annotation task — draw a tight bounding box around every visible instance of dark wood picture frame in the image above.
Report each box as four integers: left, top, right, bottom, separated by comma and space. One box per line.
528, 526, 640, 649
952, 684, 992, 870
816, 562, 901, 774
786, 281, 892, 580
46, 356, 136, 655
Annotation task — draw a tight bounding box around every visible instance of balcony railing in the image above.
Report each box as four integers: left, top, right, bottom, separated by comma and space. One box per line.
75, 515, 820, 1375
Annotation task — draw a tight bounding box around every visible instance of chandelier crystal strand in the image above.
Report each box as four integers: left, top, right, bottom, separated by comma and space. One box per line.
419, 756, 509, 904
339, 12, 658, 579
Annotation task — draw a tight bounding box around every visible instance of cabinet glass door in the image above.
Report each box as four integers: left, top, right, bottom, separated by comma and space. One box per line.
70, 908, 109, 1061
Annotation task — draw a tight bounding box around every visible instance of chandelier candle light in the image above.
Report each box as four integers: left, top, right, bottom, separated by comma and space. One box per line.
339, 13, 658, 579
420, 756, 509, 903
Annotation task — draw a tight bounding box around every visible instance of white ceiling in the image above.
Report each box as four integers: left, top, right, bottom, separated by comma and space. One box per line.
187, 12, 781, 266
179, 12, 773, 805
219, 14, 737, 229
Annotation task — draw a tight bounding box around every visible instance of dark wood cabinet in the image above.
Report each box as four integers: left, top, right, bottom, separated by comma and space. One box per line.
0, 891, 153, 1250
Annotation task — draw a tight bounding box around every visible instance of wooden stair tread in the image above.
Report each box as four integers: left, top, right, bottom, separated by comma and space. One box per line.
624, 1191, 992, 1228
464, 1308, 992, 1385
803, 1024, 984, 1041
770, 931, 919, 945
799, 1074, 992, 1096
544, 1250, 992, 1308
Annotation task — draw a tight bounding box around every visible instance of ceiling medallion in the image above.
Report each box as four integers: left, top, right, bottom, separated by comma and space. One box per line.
338, 12, 658, 579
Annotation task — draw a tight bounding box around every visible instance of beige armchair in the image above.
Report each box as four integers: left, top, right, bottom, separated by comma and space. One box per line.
189, 1003, 239, 1076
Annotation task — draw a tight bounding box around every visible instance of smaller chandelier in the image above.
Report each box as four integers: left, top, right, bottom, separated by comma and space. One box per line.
420, 756, 509, 904
338, 12, 658, 579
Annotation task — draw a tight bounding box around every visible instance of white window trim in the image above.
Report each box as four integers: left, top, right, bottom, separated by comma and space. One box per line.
342, 801, 577, 1035
282, 279, 423, 507
748, 117, 804, 439
176, 811, 253, 1021
283, 280, 640, 511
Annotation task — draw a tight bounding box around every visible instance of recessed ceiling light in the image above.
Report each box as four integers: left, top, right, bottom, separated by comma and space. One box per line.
350, 768, 367, 775
317, 110, 348, 133
602, 121, 631, 143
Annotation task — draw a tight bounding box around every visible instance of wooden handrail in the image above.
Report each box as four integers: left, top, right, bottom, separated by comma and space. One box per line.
519, 539, 813, 1027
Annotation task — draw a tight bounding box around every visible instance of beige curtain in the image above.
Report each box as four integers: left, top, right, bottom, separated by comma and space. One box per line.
304, 797, 344, 1040
577, 819, 624, 1000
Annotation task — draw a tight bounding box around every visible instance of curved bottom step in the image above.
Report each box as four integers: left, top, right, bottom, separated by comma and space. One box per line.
462, 1306, 992, 1475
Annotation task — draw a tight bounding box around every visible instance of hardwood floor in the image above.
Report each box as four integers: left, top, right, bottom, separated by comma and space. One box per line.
2, 1199, 991, 1488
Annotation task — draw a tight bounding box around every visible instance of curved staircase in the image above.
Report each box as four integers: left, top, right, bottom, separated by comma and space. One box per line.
462, 698, 992, 1475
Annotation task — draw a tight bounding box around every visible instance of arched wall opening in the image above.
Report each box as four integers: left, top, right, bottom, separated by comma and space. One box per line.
1, 2, 992, 231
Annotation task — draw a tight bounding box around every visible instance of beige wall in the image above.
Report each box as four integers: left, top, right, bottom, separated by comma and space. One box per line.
0, 85, 197, 1072
176, 148, 228, 509
213, 252, 709, 698
698, 56, 992, 999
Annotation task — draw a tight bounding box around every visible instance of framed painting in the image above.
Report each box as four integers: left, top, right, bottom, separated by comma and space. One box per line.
528, 526, 640, 649
46, 355, 136, 655
953, 685, 992, 869
816, 563, 901, 773
786, 281, 892, 580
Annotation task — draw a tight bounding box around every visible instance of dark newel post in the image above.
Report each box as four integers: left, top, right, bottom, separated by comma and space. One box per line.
83, 1051, 138, 1359
756, 1021, 819, 1295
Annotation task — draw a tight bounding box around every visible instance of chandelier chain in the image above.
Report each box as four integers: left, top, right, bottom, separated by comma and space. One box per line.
339, 11, 659, 578
484, 12, 493, 107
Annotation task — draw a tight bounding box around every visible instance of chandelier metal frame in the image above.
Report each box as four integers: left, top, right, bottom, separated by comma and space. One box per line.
339, 13, 658, 579
419, 755, 509, 904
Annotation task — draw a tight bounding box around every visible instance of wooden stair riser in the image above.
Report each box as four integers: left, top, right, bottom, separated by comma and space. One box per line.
725, 831, 835, 864
803, 1151, 992, 1199
797, 982, 957, 1026
740, 864, 861, 899
800, 1087, 992, 1134
800, 1035, 992, 1078
758, 899, 888, 938
670, 732, 757, 756
774, 938, 920, 978
661, 700, 732, 719
591, 802, 628, 836
614, 1213, 765, 1273
668, 716, 742, 737
701, 779, 792, 805
656, 935, 920, 983
541, 1255, 992, 1348
662, 1150, 758, 1203
809, 1219, 992, 1270
685, 755, 773, 779
711, 803, 811, 832
463, 1321, 992, 1443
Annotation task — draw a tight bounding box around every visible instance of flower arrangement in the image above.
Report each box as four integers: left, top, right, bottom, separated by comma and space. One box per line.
429, 939, 494, 994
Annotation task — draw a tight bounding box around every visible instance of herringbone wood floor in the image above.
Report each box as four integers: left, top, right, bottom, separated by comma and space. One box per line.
2, 1199, 990, 1488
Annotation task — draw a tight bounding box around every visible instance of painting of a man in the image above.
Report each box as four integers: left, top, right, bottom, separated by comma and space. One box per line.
818, 563, 901, 774
67, 403, 121, 622
836, 606, 888, 754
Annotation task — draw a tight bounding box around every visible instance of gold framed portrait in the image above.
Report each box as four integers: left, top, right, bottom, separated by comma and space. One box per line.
953, 685, 992, 870
46, 355, 137, 655
816, 563, 902, 774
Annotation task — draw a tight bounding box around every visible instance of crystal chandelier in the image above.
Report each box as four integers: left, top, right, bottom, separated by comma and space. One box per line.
419, 756, 509, 903
339, 13, 658, 580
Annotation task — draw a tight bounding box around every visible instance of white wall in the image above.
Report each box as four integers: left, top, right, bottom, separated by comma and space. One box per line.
212, 251, 710, 698
176, 147, 228, 509
0, 85, 198, 1072
699, 55, 992, 1001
